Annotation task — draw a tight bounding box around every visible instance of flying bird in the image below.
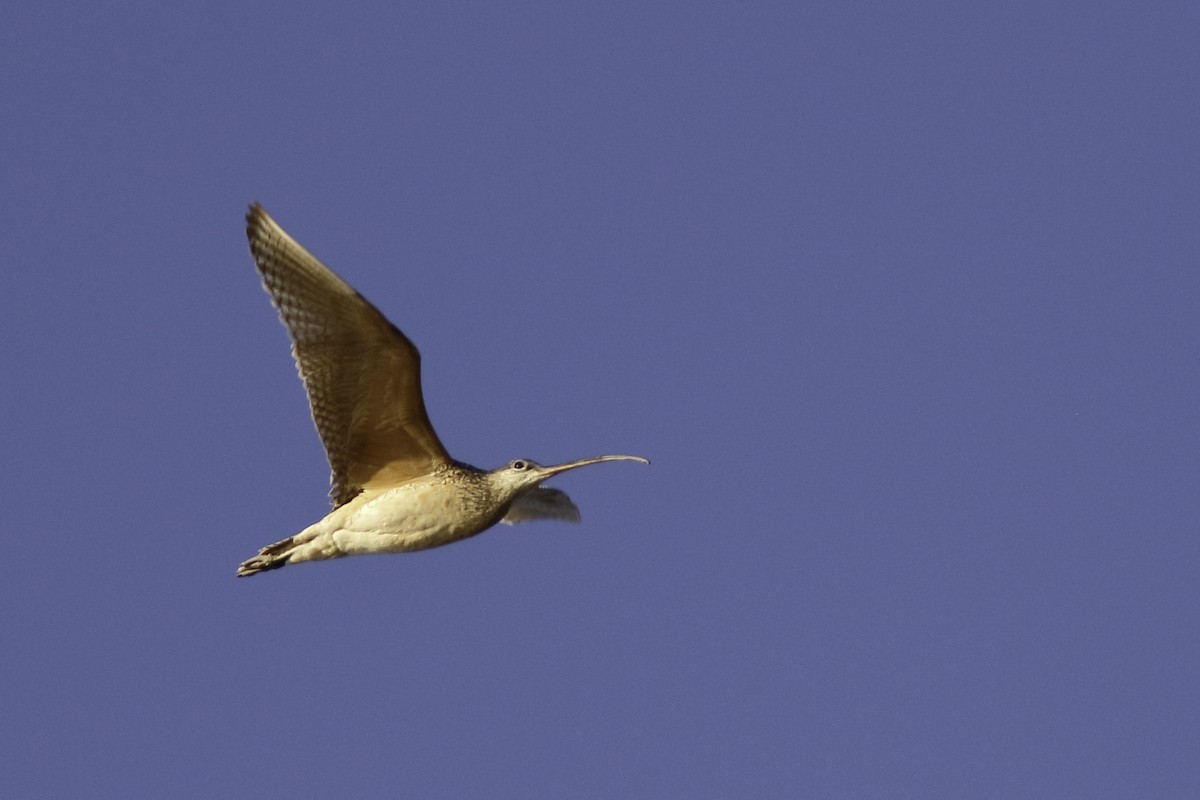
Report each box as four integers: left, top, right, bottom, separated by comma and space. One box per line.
237, 205, 647, 576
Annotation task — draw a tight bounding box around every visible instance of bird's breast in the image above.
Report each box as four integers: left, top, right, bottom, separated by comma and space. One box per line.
335, 478, 503, 552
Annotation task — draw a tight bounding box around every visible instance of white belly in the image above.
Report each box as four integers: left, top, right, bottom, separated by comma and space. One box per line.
323, 481, 501, 555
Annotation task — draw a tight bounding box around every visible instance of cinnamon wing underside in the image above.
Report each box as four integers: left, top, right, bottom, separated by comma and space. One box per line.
246, 204, 450, 508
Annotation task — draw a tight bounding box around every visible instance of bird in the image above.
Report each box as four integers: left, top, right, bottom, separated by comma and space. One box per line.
237, 204, 647, 577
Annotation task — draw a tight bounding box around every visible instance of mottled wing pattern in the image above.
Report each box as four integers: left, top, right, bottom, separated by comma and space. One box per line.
246, 204, 450, 508
501, 487, 582, 524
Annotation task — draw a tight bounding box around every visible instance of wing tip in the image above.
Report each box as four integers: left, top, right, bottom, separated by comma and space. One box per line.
246, 202, 271, 240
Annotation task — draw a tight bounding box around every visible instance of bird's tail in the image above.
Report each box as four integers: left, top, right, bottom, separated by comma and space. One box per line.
237, 536, 298, 577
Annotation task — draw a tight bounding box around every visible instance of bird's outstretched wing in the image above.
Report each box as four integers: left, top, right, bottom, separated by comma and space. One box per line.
246, 204, 451, 508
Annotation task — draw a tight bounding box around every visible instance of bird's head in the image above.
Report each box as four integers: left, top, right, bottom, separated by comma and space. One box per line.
486, 454, 649, 504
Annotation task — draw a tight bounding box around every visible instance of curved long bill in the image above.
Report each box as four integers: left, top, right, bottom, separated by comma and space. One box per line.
536, 454, 649, 479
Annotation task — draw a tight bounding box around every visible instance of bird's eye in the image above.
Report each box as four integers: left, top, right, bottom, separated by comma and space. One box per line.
510, 460, 528, 471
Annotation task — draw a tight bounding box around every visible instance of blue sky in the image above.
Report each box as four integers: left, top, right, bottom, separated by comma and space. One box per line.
2, 2, 1198, 797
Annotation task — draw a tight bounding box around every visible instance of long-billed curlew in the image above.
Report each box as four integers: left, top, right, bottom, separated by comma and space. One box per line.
237, 205, 647, 577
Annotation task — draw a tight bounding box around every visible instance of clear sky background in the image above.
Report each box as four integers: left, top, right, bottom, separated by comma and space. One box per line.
2, 2, 1197, 797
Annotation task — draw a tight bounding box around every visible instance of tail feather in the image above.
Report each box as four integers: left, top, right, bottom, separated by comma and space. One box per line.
237, 536, 297, 577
